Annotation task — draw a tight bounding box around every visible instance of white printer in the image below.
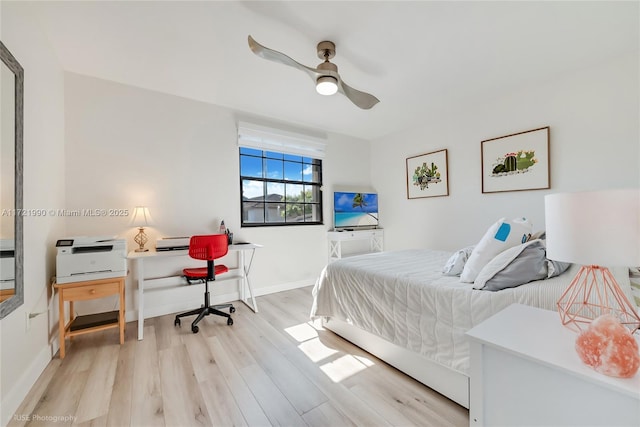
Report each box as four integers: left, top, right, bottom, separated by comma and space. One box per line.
0, 239, 15, 289
56, 237, 127, 284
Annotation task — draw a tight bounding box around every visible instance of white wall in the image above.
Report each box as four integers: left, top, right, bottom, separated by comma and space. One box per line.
371, 53, 639, 252
63, 73, 371, 319
0, 3, 66, 426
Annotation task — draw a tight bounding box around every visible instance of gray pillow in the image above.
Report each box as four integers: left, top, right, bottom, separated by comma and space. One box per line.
473, 240, 550, 291
547, 258, 571, 278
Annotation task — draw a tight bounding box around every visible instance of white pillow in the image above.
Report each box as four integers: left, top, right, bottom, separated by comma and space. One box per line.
460, 217, 533, 283
442, 245, 475, 276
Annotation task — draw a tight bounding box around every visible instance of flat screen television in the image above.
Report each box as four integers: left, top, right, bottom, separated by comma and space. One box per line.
333, 192, 379, 229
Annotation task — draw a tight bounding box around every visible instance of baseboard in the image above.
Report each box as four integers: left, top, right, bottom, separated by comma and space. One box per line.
1, 345, 52, 427
253, 278, 314, 297
125, 278, 314, 323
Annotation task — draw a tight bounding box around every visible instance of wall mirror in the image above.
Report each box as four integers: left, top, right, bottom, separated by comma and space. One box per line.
0, 41, 24, 319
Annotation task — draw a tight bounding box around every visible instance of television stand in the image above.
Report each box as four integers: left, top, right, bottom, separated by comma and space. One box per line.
327, 229, 384, 262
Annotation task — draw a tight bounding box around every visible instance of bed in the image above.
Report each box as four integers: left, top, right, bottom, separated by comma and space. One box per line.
310, 248, 634, 408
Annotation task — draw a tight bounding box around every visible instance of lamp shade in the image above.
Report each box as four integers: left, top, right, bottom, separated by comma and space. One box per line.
545, 189, 640, 267
130, 206, 153, 227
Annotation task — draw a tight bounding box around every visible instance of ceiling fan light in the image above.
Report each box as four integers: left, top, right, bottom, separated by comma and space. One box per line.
316, 76, 338, 96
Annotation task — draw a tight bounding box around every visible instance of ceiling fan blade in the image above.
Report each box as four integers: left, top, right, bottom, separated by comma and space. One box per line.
248, 35, 318, 81
337, 79, 380, 110
248, 35, 379, 110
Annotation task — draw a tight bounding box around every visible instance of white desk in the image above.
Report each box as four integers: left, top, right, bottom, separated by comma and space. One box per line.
128, 243, 261, 340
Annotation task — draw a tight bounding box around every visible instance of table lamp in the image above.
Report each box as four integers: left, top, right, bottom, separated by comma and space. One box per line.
131, 206, 152, 252
545, 189, 640, 333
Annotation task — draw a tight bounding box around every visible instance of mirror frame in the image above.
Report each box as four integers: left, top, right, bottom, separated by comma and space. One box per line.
0, 41, 24, 319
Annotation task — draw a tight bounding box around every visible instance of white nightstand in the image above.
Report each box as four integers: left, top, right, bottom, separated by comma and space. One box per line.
466, 303, 640, 427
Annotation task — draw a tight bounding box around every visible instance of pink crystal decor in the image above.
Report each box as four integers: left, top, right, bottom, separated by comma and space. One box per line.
575, 314, 640, 378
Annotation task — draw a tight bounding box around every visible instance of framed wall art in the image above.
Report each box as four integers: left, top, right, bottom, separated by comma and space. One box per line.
481, 126, 550, 193
406, 149, 449, 199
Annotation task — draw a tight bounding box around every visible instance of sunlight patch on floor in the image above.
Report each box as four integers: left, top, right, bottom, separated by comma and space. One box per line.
297, 337, 338, 363
352, 353, 376, 367
320, 354, 369, 383
285, 321, 339, 363
285, 322, 319, 342
288, 320, 375, 382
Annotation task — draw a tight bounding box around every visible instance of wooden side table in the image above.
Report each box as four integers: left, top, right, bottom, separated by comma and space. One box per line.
54, 276, 125, 359
0, 288, 15, 303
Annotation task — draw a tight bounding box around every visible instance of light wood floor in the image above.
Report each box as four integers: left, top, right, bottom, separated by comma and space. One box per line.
9, 286, 469, 427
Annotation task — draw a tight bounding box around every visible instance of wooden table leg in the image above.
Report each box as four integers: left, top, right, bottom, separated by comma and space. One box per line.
69, 300, 75, 341
119, 279, 125, 344
58, 289, 65, 359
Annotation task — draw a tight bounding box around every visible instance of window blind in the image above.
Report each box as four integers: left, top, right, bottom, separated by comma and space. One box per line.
237, 121, 326, 159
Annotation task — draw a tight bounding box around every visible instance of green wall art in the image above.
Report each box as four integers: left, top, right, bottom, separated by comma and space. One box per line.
406, 149, 449, 199
481, 127, 550, 193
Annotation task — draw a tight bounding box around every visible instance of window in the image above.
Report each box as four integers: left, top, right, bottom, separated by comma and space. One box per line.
238, 122, 325, 227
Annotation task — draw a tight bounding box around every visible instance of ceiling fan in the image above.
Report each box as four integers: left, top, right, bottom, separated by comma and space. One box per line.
248, 35, 380, 110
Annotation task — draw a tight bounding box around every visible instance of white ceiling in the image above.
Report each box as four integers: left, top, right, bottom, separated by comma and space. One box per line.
24, 0, 639, 140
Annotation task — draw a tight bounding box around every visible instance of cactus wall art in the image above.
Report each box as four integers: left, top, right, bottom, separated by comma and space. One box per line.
406, 149, 449, 199
481, 127, 550, 193
491, 150, 537, 175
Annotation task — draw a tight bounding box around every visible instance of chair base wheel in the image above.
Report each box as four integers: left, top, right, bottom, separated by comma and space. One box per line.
230, 306, 236, 313
227, 317, 233, 326
191, 325, 199, 334
174, 318, 181, 327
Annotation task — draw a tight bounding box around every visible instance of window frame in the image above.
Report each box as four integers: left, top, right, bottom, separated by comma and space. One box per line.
239, 148, 323, 228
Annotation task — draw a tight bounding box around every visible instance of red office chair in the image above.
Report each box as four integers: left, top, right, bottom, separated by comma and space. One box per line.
174, 234, 235, 333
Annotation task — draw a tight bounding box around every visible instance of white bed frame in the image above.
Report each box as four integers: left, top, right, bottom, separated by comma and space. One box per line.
324, 318, 470, 408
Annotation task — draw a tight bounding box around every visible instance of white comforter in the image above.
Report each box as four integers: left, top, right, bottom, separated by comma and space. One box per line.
311, 249, 631, 375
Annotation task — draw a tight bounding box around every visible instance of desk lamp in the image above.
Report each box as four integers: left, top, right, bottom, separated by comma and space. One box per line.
545, 189, 640, 333
131, 206, 152, 252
